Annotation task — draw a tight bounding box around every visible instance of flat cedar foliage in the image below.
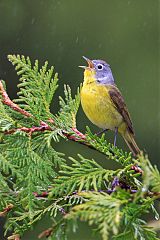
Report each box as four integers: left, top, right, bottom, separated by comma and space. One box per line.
0, 55, 159, 240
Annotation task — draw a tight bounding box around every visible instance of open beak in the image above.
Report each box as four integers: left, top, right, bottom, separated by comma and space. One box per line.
79, 56, 94, 69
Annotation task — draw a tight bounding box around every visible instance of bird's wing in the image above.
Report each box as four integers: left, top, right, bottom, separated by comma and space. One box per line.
108, 85, 134, 135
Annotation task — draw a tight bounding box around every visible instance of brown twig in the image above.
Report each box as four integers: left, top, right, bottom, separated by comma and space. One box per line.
131, 165, 143, 174
0, 80, 32, 117
38, 228, 53, 238
4, 121, 52, 135
7, 234, 20, 240
33, 191, 49, 198
0, 204, 14, 217
38, 219, 65, 239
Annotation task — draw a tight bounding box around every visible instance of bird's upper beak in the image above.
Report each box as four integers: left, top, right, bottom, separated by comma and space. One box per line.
79, 56, 94, 69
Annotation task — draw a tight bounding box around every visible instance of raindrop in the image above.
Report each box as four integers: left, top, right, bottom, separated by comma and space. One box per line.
76, 37, 79, 43
98, 43, 102, 49
31, 18, 35, 24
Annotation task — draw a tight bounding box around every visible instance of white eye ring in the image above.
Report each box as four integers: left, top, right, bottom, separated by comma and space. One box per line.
97, 64, 103, 70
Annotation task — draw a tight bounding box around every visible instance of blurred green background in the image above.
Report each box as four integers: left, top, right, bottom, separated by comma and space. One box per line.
0, 0, 159, 239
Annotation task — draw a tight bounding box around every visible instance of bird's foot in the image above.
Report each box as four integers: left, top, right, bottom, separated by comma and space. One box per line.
95, 129, 109, 136
113, 127, 118, 146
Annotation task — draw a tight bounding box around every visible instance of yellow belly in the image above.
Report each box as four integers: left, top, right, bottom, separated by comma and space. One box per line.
81, 83, 123, 130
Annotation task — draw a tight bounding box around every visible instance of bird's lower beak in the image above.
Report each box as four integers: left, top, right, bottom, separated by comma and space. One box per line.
78, 56, 94, 69
78, 65, 87, 69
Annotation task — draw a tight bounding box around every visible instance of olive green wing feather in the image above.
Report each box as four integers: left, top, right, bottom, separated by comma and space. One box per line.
109, 85, 134, 135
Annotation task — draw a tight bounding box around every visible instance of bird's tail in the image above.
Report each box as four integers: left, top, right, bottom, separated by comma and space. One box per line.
122, 130, 140, 156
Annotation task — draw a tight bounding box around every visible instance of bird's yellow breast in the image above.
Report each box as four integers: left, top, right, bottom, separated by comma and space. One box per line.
81, 71, 123, 130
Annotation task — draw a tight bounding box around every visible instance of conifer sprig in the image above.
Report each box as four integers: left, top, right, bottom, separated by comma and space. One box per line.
8, 55, 58, 120
0, 55, 159, 240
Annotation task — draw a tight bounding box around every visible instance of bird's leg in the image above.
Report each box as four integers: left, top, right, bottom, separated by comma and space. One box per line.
113, 127, 118, 146
96, 129, 109, 136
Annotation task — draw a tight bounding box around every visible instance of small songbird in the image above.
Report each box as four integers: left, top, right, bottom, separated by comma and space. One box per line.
80, 56, 140, 156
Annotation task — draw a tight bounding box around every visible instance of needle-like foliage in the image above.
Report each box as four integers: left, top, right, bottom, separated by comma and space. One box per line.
0, 55, 159, 240
66, 191, 122, 240
8, 54, 58, 120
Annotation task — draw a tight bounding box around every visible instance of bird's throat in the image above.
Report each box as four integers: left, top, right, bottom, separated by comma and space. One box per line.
83, 69, 96, 86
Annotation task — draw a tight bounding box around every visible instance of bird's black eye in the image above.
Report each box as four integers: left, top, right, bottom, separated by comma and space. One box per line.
97, 64, 103, 70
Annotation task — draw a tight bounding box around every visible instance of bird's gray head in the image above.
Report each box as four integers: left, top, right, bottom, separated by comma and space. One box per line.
80, 56, 115, 85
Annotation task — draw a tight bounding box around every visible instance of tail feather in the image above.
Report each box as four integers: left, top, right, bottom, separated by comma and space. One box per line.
122, 131, 140, 156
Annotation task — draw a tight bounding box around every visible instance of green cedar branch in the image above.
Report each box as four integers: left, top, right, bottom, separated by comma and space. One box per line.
0, 56, 159, 240
0, 81, 99, 151
0, 79, 143, 176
